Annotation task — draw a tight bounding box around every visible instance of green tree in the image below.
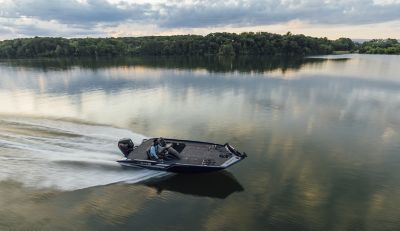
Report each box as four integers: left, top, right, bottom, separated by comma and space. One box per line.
218, 43, 235, 56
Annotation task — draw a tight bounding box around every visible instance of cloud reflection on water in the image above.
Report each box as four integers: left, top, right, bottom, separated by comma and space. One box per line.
0, 55, 400, 230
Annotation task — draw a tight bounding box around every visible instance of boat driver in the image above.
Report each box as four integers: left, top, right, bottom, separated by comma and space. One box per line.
149, 138, 181, 160
149, 139, 160, 160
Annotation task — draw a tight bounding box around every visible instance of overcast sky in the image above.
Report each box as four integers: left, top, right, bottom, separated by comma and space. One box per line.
0, 0, 399, 40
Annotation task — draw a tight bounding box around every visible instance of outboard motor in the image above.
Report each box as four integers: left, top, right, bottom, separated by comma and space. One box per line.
118, 138, 134, 158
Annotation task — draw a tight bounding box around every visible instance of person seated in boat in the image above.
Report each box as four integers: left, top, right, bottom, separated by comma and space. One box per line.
158, 137, 181, 160
149, 139, 160, 160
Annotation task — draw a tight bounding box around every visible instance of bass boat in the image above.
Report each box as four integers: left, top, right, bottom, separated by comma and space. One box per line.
117, 137, 247, 173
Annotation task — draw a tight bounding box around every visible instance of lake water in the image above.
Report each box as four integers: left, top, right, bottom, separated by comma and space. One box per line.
0, 55, 399, 230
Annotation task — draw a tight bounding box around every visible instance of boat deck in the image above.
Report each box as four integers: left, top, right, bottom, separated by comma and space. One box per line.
127, 138, 232, 166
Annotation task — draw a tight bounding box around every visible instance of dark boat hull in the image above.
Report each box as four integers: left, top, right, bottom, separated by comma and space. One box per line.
117, 159, 225, 173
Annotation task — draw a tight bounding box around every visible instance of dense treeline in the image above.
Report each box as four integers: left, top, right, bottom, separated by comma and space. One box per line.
358, 39, 400, 54
0, 32, 359, 58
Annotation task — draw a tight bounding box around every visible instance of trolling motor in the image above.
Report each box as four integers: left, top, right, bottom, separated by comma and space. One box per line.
224, 143, 248, 158
118, 138, 134, 158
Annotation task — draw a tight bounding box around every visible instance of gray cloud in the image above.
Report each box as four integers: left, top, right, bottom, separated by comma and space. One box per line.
7, 0, 151, 26
11, 23, 105, 37
158, 0, 400, 28
0, 27, 12, 35
1, 0, 400, 38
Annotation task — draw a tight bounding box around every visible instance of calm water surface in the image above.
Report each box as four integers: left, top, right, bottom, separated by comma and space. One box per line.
0, 55, 399, 230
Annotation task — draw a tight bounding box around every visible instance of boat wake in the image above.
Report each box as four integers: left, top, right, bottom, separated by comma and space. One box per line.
0, 115, 167, 191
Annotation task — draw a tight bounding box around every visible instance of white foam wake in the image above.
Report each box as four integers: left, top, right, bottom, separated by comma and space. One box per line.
0, 115, 167, 191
